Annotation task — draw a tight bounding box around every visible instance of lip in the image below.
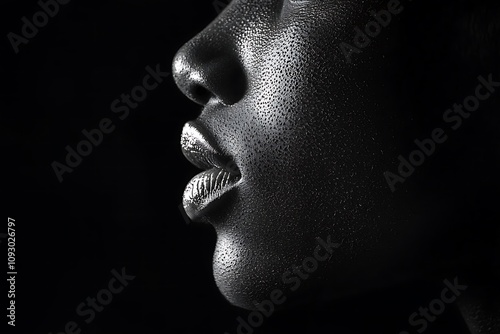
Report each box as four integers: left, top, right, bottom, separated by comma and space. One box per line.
181, 121, 241, 222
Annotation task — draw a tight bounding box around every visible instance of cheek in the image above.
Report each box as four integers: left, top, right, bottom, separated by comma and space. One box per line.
247, 40, 396, 198
227, 23, 405, 242
206, 6, 419, 306
211, 56, 411, 299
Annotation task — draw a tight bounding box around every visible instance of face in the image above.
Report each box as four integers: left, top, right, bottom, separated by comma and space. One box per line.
173, 0, 462, 309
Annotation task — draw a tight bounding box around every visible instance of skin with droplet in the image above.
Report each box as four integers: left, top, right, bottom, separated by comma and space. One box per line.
173, 0, 500, 313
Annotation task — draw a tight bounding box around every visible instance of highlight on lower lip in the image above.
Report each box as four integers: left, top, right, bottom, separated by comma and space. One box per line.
183, 167, 241, 221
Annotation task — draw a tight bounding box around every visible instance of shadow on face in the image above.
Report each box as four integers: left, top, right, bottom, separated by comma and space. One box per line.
174, 0, 500, 309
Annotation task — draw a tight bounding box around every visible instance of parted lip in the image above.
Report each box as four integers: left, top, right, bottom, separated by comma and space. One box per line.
180, 121, 240, 175
180, 121, 241, 222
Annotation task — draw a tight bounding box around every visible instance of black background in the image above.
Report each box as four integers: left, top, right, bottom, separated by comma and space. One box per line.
2, 1, 496, 334
2, 1, 243, 333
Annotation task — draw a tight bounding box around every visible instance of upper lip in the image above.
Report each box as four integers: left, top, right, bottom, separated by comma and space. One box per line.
181, 121, 240, 175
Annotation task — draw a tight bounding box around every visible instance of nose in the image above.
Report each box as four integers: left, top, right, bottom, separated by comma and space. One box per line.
172, 25, 247, 106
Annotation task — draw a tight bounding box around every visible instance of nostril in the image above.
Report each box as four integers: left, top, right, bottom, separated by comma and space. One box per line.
191, 84, 212, 105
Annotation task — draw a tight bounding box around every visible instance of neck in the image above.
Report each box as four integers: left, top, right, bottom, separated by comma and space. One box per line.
263, 278, 475, 333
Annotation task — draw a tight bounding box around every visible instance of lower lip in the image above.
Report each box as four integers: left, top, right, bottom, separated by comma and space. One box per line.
182, 168, 241, 221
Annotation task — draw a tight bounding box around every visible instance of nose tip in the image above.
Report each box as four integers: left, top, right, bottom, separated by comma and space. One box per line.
172, 39, 247, 106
